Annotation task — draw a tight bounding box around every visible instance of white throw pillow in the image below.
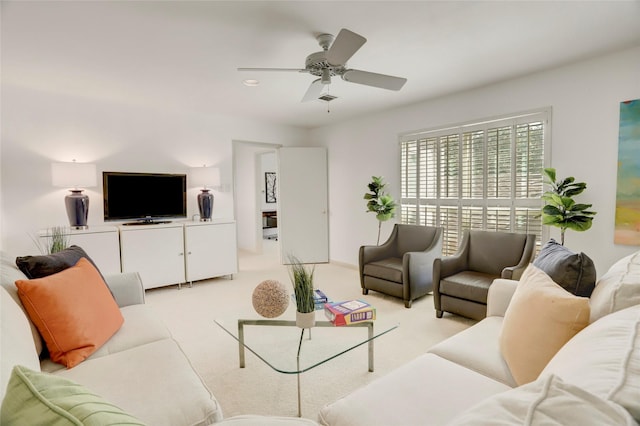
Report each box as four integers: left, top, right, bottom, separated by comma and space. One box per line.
590, 250, 640, 322
541, 304, 640, 420
448, 374, 637, 426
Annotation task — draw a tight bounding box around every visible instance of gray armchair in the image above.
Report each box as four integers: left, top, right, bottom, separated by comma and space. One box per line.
359, 224, 443, 308
433, 230, 536, 320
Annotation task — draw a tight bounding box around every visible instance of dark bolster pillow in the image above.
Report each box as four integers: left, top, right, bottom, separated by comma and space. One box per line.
16, 245, 106, 282
533, 239, 596, 297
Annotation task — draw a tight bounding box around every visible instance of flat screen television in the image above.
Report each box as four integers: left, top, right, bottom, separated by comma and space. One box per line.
103, 171, 187, 223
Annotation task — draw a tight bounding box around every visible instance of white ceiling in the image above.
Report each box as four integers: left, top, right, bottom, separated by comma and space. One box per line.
3, 1, 640, 129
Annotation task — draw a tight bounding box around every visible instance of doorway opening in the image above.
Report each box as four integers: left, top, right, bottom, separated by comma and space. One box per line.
232, 140, 281, 263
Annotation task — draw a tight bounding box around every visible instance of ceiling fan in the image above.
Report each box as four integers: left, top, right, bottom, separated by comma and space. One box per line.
238, 28, 408, 102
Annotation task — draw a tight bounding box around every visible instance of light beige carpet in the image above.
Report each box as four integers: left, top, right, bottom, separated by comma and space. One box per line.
144, 240, 474, 421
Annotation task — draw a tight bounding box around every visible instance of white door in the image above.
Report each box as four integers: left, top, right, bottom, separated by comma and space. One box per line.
278, 147, 329, 264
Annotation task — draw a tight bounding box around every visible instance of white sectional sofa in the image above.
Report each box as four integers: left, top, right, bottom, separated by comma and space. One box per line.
0, 251, 223, 425
319, 252, 640, 425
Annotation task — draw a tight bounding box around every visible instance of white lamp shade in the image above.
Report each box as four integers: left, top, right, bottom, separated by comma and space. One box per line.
51, 162, 97, 188
190, 166, 221, 189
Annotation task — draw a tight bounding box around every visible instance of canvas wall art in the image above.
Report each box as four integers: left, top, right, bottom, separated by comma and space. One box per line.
615, 99, 640, 245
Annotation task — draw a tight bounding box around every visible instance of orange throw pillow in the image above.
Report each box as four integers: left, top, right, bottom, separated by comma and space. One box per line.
15, 257, 124, 368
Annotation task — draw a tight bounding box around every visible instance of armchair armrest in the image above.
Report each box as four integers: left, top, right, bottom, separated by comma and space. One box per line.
436, 254, 467, 278
501, 234, 536, 280
486, 279, 518, 317
404, 249, 440, 291
104, 272, 145, 308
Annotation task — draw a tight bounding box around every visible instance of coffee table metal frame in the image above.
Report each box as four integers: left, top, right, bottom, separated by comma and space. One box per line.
214, 318, 397, 417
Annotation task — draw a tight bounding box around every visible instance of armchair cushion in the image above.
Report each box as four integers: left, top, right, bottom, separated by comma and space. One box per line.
533, 239, 596, 297
439, 271, 496, 304
363, 258, 402, 282
467, 232, 531, 276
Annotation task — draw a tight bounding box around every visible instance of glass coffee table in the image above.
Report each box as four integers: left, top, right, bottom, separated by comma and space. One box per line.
215, 316, 398, 416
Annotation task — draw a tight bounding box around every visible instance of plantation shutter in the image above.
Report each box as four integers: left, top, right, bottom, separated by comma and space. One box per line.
399, 109, 549, 255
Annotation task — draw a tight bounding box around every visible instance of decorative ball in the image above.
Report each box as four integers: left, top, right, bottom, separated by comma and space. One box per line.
252, 280, 290, 318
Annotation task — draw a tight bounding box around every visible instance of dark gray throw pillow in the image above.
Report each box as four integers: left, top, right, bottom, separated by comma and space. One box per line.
15, 245, 111, 297
532, 239, 596, 297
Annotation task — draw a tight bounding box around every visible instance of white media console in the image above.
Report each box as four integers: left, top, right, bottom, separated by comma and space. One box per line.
39, 219, 238, 290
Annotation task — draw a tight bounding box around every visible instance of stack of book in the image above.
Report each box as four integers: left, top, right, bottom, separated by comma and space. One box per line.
313, 289, 329, 310
324, 300, 376, 326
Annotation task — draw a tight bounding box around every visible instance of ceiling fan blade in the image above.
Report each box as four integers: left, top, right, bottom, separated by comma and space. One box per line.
326, 29, 366, 66
238, 67, 307, 73
301, 79, 325, 102
342, 69, 407, 91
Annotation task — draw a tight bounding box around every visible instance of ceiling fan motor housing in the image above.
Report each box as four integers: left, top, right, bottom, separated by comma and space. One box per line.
305, 51, 346, 78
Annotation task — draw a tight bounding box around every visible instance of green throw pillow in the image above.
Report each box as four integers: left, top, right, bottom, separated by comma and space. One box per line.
1, 365, 146, 426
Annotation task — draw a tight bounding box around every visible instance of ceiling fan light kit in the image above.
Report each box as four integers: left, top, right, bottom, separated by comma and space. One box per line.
238, 28, 407, 103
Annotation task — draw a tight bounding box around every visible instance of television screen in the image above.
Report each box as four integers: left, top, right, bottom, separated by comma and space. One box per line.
103, 172, 187, 222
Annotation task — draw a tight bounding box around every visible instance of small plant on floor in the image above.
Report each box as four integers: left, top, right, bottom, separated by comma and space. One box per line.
541, 167, 597, 246
287, 254, 315, 314
364, 176, 397, 245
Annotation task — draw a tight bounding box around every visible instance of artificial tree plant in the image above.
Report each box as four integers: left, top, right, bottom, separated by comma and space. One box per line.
541, 167, 597, 245
364, 176, 397, 245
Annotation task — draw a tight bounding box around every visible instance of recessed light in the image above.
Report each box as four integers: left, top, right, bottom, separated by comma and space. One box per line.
243, 79, 260, 87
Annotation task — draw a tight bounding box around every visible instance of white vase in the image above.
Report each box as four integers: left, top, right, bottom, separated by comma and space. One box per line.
296, 311, 316, 329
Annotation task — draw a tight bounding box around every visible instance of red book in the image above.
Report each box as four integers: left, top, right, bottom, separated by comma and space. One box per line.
324, 300, 376, 326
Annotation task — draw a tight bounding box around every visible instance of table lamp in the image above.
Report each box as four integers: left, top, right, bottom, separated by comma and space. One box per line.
190, 166, 220, 221
51, 161, 97, 229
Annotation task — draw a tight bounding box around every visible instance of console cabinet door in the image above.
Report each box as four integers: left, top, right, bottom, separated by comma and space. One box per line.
184, 221, 238, 283
120, 225, 185, 289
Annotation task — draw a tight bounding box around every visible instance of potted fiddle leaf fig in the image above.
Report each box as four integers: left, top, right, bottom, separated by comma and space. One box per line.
541, 167, 597, 246
364, 176, 397, 245
287, 254, 316, 329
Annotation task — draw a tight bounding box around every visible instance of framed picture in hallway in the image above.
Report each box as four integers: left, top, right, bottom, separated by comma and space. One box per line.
265, 172, 276, 203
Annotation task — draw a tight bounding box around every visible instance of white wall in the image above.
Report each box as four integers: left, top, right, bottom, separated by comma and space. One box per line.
311, 45, 640, 275
1, 84, 307, 257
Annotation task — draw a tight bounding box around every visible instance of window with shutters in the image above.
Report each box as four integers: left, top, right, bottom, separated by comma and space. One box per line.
400, 110, 549, 255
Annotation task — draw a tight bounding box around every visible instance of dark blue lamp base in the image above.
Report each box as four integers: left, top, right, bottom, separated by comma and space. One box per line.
65, 189, 89, 229
198, 189, 214, 221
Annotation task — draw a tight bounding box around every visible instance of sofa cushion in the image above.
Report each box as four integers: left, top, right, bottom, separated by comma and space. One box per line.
0, 365, 145, 426
1, 254, 44, 355
428, 316, 516, 387
540, 303, 640, 420
590, 250, 640, 322
448, 374, 637, 426
0, 288, 41, 404
533, 239, 596, 297
15, 258, 124, 368
218, 415, 318, 425
318, 353, 511, 426
41, 303, 173, 373
55, 338, 223, 426
16, 245, 103, 280
500, 265, 590, 385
